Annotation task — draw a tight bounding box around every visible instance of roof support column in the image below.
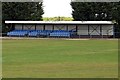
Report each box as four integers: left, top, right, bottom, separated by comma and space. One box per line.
100, 25, 102, 38
35, 24, 36, 30
113, 23, 116, 38
22, 24, 24, 30
76, 25, 78, 32
52, 25, 54, 31
88, 25, 90, 38
43, 24, 45, 30
66, 25, 68, 31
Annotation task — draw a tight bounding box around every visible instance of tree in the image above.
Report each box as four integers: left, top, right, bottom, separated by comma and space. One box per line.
2, 2, 44, 21
70, 2, 119, 21
2, 2, 44, 33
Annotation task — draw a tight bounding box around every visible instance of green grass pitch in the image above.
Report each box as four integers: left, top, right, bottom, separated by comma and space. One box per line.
2, 39, 118, 78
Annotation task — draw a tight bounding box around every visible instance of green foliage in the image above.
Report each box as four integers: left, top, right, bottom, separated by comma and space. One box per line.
2, 2, 44, 21
71, 2, 119, 21
43, 17, 73, 21
2, 2, 44, 33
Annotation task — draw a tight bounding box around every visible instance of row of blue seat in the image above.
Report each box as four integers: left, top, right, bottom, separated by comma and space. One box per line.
7, 30, 75, 37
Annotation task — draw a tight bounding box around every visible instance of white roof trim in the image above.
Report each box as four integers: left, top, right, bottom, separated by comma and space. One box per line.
5, 21, 114, 24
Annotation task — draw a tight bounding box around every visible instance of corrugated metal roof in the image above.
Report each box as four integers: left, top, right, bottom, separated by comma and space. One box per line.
5, 21, 114, 24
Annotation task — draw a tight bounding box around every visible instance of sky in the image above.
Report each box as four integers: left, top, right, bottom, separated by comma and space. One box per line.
43, 0, 72, 17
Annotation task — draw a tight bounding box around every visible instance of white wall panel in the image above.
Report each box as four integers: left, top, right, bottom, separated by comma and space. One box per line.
102, 25, 113, 35
36, 25, 43, 30
68, 25, 76, 31
89, 25, 100, 35
77, 25, 88, 35
15, 25, 22, 30
45, 25, 53, 30
23, 25, 35, 30
54, 25, 66, 30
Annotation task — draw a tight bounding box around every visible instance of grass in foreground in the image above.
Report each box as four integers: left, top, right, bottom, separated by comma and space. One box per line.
2, 39, 118, 78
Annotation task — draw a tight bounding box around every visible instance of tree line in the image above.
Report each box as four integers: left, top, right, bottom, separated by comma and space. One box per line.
2, 2, 120, 35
